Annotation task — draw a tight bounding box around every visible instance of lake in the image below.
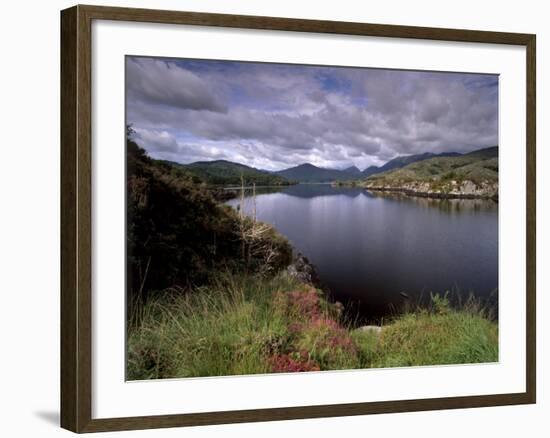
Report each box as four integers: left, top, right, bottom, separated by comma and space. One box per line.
227, 184, 498, 324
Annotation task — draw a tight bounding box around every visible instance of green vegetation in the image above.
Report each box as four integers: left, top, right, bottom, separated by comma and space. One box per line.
348, 147, 499, 199
167, 159, 295, 186
128, 273, 498, 379
365, 147, 498, 186
127, 132, 292, 309
353, 294, 498, 368
362, 151, 461, 177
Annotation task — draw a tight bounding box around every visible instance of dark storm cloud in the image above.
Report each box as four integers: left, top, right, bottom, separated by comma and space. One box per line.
126, 58, 227, 113
126, 57, 498, 170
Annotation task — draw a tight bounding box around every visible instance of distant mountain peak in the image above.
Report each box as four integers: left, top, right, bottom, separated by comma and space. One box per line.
295, 162, 318, 169
344, 165, 361, 173
274, 162, 358, 183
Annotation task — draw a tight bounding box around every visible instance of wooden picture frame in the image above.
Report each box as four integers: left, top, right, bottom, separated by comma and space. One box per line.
61, 4, 536, 433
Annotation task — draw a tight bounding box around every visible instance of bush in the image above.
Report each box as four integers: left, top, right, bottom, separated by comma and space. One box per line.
126, 136, 292, 309
293, 317, 359, 370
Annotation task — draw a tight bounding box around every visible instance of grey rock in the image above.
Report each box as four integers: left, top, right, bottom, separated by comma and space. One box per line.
356, 325, 383, 334
286, 253, 321, 287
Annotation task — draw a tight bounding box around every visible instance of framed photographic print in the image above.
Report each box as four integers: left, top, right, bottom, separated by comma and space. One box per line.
60, 4, 536, 433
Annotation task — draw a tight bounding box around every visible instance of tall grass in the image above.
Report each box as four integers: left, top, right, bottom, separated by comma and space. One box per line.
352, 293, 498, 368
128, 275, 498, 380
128, 272, 305, 379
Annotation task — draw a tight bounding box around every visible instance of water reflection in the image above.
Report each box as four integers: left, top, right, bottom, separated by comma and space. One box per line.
227, 184, 498, 323
365, 191, 499, 214
229, 183, 363, 199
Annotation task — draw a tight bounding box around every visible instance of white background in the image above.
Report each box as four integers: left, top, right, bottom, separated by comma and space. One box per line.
0, 0, 547, 436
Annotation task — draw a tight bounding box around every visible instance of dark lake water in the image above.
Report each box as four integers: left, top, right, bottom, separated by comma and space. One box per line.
227, 184, 498, 324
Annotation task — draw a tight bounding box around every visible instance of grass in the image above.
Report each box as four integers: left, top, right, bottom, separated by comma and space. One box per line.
127, 272, 308, 379
352, 294, 498, 368
128, 273, 498, 380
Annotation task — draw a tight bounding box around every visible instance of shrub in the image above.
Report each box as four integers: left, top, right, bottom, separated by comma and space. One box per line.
126, 136, 293, 311
272, 285, 359, 370
294, 317, 359, 370
269, 351, 320, 373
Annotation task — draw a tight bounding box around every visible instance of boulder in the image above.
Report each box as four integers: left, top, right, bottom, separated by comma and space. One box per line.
356, 325, 383, 335
286, 253, 321, 287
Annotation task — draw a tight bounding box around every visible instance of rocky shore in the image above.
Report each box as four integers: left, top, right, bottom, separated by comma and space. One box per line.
286, 253, 322, 288
286, 253, 346, 318
362, 179, 498, 200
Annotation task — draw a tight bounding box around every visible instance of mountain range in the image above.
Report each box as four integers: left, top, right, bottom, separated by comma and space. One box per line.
273, 151, 463, 182
164, 147, 497, 185
163, 159, 294, 186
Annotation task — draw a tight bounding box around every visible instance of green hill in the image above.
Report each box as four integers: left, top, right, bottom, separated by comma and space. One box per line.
363, 151, 462, 177
166, 159, 295, 186
358, 147, 498, 199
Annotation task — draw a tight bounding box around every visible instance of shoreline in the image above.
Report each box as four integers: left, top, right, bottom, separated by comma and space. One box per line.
333, 179, 498, 201
363, 186, 498, 201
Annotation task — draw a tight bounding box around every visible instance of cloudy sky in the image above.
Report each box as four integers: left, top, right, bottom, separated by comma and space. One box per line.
126, 56, 498, 171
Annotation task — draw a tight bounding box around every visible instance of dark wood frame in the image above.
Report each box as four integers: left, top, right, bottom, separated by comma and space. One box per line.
61, 4, 536, 433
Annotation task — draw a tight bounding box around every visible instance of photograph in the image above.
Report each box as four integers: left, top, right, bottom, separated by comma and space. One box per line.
125, 55, 499, 380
